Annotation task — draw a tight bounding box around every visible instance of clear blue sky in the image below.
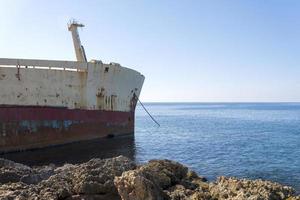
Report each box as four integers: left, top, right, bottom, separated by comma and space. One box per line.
1, 0, 300, 102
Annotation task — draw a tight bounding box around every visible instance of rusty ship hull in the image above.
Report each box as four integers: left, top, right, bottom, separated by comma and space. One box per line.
0, 21, 144, 153
0, 58, 144, 153
0, 106, 135, 153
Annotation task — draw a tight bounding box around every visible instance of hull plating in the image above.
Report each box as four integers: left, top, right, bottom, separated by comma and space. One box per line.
0, 59, 144, 153
0, 106, 134, 153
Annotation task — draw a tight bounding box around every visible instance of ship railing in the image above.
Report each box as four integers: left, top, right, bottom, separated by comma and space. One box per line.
0, 58, 87, 72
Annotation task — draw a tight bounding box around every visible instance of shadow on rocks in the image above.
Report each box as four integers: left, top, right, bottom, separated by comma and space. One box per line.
0, 156, 135, 200
0, 156, 300, 200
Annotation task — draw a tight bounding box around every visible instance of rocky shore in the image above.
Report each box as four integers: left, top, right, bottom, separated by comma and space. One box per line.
0, 156, 299, 200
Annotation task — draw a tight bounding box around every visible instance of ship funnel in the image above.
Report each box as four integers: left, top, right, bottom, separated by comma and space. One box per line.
68, 20, 87, 62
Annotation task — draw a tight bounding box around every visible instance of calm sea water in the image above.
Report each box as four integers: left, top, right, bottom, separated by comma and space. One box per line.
2, 103, 300, 191
135, 103, 300, 191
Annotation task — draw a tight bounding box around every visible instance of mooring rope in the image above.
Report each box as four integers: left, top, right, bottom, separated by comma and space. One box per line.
137, 98, 160, 127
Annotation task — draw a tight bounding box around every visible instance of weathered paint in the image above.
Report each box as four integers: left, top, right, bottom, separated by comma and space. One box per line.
68, 21, 87, 62
0, 58, 87, 70
0, 58, 144, 153
0, 106, 134, 153
0, 20, 144, 153
0, 59, 144, 112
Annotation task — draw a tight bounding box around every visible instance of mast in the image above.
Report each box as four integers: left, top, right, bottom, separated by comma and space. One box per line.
68, 20, 87, 62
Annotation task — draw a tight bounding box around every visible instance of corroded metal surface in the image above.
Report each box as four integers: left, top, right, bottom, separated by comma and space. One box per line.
0, 106, 135, 153
0, 60, 144, 112
0, 58, 88, 70
0, 58, 144, 153
0, 20, 144, 153
68, 21, 87, 62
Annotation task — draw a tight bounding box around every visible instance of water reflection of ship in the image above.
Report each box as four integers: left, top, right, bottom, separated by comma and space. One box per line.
1, 135, 136, 166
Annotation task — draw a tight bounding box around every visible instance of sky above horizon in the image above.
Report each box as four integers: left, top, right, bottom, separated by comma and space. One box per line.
1, 0, 300, 102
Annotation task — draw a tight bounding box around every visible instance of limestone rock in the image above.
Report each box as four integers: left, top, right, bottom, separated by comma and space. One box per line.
0, 158, 32, 184
114, 159, 209, 200
115, 170, 165, 200
0, 156, 135, 200
0, 156, 299, 200
209, 176, 295, 200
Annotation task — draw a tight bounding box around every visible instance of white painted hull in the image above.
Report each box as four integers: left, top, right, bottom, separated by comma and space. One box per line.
0, 58, 144, 153
0, 59, 144, 112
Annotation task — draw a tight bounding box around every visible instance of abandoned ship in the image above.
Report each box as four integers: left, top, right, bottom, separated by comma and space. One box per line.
0, 21, 145, 153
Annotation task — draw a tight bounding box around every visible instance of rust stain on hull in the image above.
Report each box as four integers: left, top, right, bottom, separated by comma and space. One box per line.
0, 106, 134, 153
0, 21, 145, 154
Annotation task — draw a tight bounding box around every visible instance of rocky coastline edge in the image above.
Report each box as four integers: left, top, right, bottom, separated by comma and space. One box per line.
0, 156, 299, 200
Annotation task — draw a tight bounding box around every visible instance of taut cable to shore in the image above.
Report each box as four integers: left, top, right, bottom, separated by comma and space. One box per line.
137, 98, 160, 127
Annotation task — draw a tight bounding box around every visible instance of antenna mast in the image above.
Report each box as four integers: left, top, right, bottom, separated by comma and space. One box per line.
68, 20, 87, 62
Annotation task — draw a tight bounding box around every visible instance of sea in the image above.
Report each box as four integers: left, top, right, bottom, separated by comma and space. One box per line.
3, 103, 300, 191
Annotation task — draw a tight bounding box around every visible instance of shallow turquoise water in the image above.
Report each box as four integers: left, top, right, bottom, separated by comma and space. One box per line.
135, 103, 300, 191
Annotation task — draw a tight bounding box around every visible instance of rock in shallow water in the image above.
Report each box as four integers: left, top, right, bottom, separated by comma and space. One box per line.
0, 156, 299, 200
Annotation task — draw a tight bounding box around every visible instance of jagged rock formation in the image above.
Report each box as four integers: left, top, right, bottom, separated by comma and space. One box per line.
0, 156, 298, 200
209, 177, 295, 200
0, 156, 135, 199
114, 159, 211, 200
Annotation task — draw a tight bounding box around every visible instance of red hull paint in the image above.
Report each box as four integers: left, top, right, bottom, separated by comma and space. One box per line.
0, 106, 134, 153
